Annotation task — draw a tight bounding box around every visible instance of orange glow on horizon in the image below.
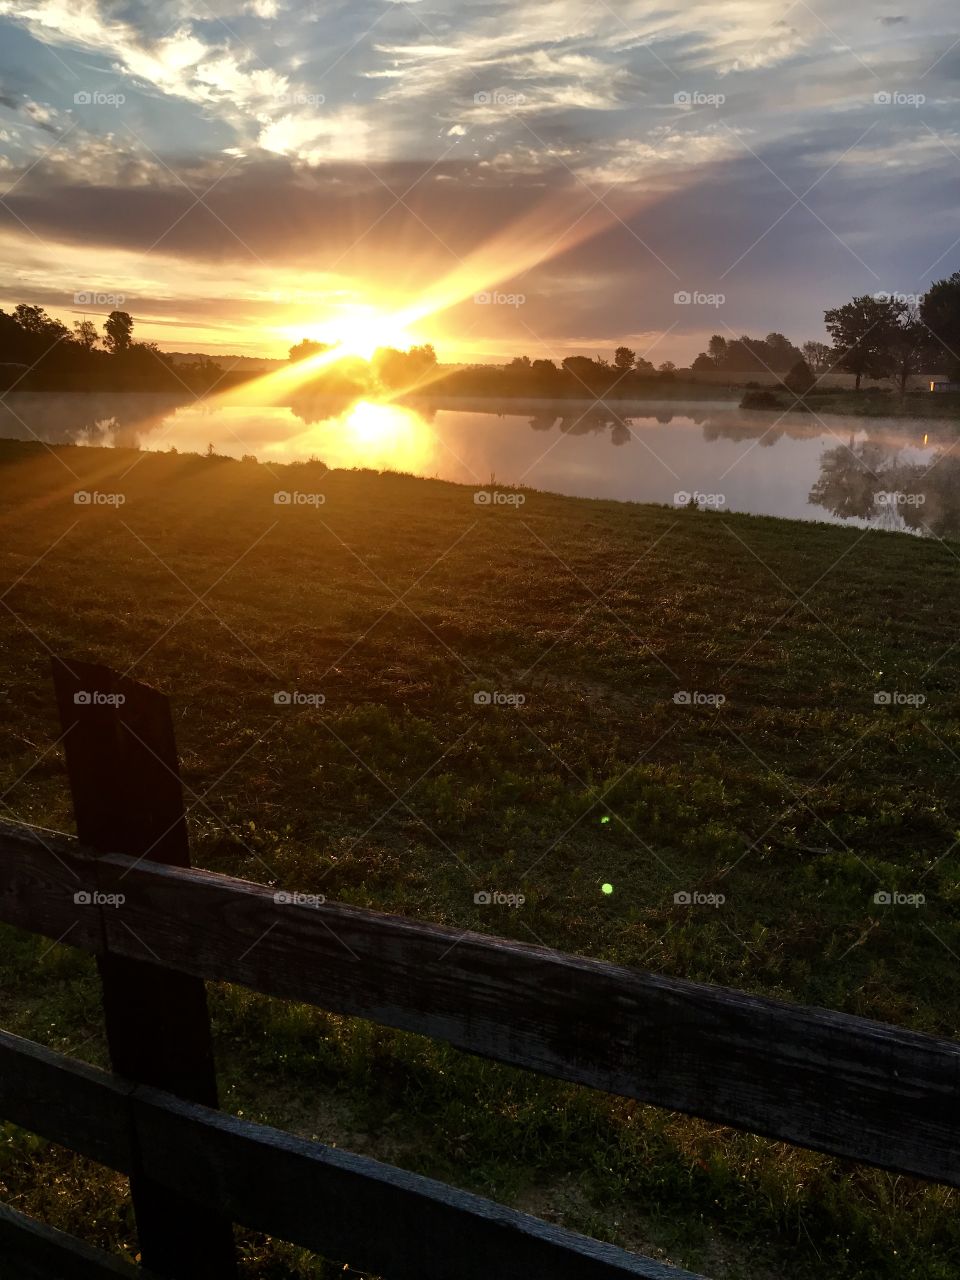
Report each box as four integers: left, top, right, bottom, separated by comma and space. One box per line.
215, 189, 645, 408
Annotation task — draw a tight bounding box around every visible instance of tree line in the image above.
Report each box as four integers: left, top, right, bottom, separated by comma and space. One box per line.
0, 304, 229, 392
691, 270, 960, 392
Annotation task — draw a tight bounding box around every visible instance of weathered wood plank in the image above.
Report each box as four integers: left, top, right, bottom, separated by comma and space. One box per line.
50, 658, 237, 1279
0, 1030, 135, 1171
1, 818, 958, 1187
133, 1086, 705, 1280
0, 1201, 148, 1280
0, 1032, 704, 1280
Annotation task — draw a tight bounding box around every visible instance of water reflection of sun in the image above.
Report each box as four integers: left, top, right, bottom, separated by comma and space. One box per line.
268, 400, 437, 474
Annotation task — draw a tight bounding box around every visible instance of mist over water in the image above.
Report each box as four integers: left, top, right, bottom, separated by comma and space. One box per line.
2, 392, 956, 538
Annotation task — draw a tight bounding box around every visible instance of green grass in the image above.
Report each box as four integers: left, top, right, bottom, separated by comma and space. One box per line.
0, 437, 958, 1278
804, 388, 960, 417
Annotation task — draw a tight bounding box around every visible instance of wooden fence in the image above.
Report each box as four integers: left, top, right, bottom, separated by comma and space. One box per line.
0, 659, 957, 1278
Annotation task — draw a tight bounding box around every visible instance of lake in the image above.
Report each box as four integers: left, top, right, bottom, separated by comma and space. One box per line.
2, 391, 957, 538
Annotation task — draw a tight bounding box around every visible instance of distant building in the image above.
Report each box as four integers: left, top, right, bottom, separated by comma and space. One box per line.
929, 379, 960, 392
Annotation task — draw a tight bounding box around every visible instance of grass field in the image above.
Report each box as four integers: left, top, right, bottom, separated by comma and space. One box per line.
1, 436, 958, 1278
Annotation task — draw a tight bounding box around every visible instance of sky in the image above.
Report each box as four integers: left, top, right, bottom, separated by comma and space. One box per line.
0, 0, 957, 363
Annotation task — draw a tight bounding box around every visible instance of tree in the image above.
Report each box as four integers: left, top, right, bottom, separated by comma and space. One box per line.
103, 310, 134, 354
809, 442, 891, 521
658, 361, 677, 373
719, 334, 800, 374
784, 359, 816, 396
73, 319, 99, 351
707, 334, 727, 367
802, 341, 832, 375
691, 353, 716, 373
288, 338, 330, 362
562, 355, 599, 381
409, 343, 436, 365
764, 332, 802, 371
614, 346, 636, 371
824, 296, 900, 390
506, 355, 532, 372
920, 271, 960, 380
888, 305, 928, 393
13, 304, 68, 342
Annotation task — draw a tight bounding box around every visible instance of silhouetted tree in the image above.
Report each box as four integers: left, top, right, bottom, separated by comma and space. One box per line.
13, 304, 69, 342
562, 355, 599, 382
707, 335, 727, 367
104, 310, 134, 354
764, 333, 800, 371
73, 319, 99, 350
888, 305, 928, 393
614, 346, 635, 371
288, 339, 330, 362
920, 271, 960, 380
824, 296, 900, 390
802, 341, 832, 374
784, 359, 815, 396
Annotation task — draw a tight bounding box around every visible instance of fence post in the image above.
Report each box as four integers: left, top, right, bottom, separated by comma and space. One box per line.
52, 657, 237, 1279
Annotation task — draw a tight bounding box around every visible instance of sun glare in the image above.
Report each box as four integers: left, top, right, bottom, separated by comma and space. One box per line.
261, 400, 437, 474
313, 310, 421, 361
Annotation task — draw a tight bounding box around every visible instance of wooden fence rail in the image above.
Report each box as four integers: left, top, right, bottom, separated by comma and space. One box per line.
0, 1030, 695, 1280
2, 818, 958, 1190
0, 661, 957, 1278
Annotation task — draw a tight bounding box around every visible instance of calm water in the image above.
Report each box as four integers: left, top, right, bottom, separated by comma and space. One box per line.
3, 391, 958, 537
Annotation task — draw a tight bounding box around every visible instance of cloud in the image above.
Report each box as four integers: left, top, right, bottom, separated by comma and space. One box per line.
0, 0, 958, 359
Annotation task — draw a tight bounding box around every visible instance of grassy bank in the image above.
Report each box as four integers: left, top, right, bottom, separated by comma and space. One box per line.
1, 438, 958, 1278
742, 386, 960, 418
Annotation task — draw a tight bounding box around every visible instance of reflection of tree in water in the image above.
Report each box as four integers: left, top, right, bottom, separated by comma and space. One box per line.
0, 393, 192, 450
287, 389, 359, 426
527, 406, 650, 446
810, 438, 960, 538
287, 392, 439, 427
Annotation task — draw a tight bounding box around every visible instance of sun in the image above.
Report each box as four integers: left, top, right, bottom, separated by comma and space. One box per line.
317, 308, 422, 361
